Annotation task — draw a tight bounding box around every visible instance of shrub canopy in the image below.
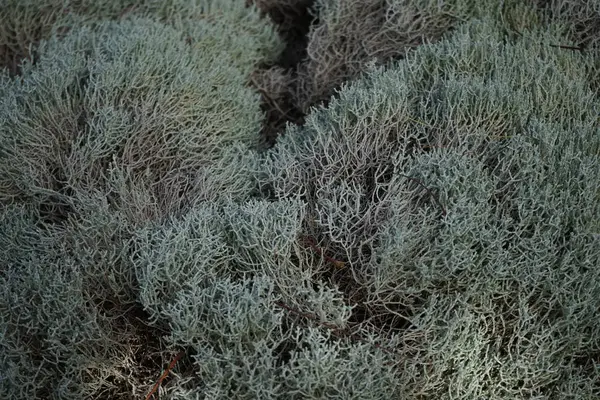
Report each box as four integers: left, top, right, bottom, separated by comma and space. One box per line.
1, 1, 599, 399
260, 17, 600, 398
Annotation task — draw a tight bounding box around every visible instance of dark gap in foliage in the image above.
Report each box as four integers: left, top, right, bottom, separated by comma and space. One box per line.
258, 0, 316, 69
23, 331, 48, 365
272, 318, 299, 366
328, 264, 414, 338
572, 348, 600, 383
256, 180, 279, 203
401, 175, 446, 219
37, 151, 79, 225
525, 286, 566, 323
554, 222, 575, 264
249, 0, 316, 147
353, 302, 414, 334
0, 10, 56, 76
36, 73, 91, 226
511, 379, 526, 392
363, 163, 395, 204
484, 307, 516, 360
347, 302, 370, 328
93, 299, 173, 399
13, 322, 56, 398
0, 4, 83, 76
37, 195, 75, 226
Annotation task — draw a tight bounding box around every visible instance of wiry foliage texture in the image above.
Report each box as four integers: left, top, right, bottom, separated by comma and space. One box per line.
0, 13, 277, 225
0, 202, 147, 399
131, 201, 400, 398
2, 2, 600, 400
536, 0, 600, 49
261, 17, 600, 398
294, 0, 542, 112
0, 0, 282, 75
534, 0, 600, 94
0, 3, 283, 398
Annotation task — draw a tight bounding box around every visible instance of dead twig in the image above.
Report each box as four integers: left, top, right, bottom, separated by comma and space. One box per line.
301, 235, 346, 269
549, 43, 585, 51
145, 351, 185, 400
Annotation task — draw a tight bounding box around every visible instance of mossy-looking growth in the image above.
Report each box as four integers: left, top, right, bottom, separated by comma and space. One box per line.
261, 17, 600, 398
2, 2, 600, 400
0, 1, 283, 398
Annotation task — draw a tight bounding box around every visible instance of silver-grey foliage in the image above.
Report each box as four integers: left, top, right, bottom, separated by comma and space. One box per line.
2, 3, 600, 400
295, 0, 542, 111
0, 0, 283, 75
0, 202, 140, 399
0, 13, 276, 223
0, 2, 283, 398
261, 17, 600, 399
131, 201, 396, 399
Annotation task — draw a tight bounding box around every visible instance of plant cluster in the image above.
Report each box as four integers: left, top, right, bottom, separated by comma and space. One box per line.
1, 1, 599, 399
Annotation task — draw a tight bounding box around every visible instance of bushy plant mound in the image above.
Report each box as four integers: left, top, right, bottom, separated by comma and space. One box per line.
1, 2, 599, 400
290, 0, 541, 112
130, 200, 401, 398
254, 0, 599, 129
0, 3, 283, 398
260, 17, 600, 398
0, 200, 143, 398
0, 0, 282, 76
251, 0, 600, 150
0, 12, 279, 223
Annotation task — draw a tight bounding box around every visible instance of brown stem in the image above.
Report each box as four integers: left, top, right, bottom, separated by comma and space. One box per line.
145, 351, 185, 400
301, 235, 346, 268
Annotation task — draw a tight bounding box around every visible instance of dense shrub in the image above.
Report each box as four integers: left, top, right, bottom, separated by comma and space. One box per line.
0, 202, 143, 399
536, 0, 600, 49
260, 17, 600, 398
0, 0, 282, 75
534, 0, 600, 93
1, 1, 599, 399
130, 202, 400, 398
0, 3, 282, 398
293, 0, 542, 112
0, 13, 279, 224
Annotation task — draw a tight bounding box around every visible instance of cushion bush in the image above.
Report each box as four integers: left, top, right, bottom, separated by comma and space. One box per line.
0, 3, 282, 398
1, 2, 599, 398
260, 17, 600, 398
